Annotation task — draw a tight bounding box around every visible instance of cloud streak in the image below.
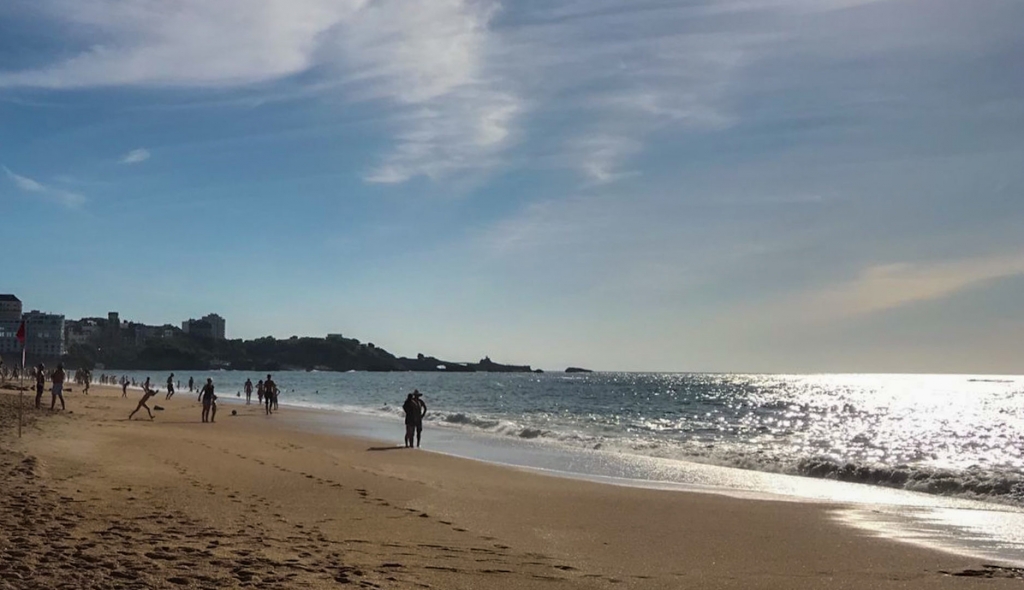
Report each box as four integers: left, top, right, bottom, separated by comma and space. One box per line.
4, 166, 86, 208
120, 148, 151, 164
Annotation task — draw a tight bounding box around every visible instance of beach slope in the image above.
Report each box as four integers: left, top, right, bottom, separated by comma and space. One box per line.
0, 384, 1020, 589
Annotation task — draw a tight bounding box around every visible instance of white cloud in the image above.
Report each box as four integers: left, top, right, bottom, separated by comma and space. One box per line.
0, 0, 519, 185
120, 148, 151, 164
4, 166, 86, 208
569, 135, 642, 185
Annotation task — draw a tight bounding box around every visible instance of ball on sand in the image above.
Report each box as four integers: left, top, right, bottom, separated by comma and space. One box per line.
231, 410, 237, 416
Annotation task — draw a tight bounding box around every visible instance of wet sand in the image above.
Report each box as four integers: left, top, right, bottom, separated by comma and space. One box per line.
1, 382, 1022, 589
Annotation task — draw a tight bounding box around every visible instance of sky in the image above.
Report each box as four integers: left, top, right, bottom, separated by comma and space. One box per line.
1, 0, 1023, 373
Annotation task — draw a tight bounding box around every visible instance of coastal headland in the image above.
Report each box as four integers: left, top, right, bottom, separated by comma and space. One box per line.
1, 383, 1021, 589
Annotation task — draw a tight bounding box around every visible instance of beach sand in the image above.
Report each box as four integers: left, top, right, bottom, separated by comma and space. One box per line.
1, 382, 1021, 589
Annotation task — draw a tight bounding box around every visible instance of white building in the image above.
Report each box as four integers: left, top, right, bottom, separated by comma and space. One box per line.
24, 310, 65, 359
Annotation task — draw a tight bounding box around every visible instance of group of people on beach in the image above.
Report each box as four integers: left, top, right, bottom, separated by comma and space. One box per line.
127, 373, 279, 422
7, 361, 431, 448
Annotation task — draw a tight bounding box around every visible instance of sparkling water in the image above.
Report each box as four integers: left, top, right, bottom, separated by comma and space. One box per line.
109, 370, 1024, 507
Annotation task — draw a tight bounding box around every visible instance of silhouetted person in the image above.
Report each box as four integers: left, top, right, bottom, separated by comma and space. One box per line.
413, 390, 427, 447
264, 375, 276, 415
166, 373, 176, 400
402, 392, 421, 448
188, 376, 194, 392
130, 379, 157, 420
50, 364, 66, 411
244, 378, 253, 405
199, 378, 217, 423
34, 363, 45, 409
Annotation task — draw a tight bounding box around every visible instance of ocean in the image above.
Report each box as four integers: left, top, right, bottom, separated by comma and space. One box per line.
107, 370, 1024, 562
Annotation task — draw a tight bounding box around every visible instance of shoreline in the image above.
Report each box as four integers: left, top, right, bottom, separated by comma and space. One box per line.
1, 383, 1022, 588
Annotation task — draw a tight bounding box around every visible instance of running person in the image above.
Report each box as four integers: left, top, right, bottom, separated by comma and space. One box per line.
199, 378, 217, 423
129, 379, 157, 420
165, 373, 176, 400
244, 378, 253, 405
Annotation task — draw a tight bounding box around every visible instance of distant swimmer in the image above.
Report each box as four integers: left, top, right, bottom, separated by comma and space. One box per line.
199, 378, 217, 423
263, 374, 276, 416
129, 378, 157, 420
244, 378, 253, 405
166, 373, 176, 400
50, 363, 66, 411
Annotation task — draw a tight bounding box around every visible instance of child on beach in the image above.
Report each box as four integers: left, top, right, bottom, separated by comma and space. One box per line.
129, 379, 157, 420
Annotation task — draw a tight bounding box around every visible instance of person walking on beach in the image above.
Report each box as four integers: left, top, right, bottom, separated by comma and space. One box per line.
199, 378, 217, 423
257, 379, 265, 405
34, 363, 45, 409
50, 363, 66, 411
402, 392, 422, 448
166, 373, 176, 400
263, 374, 276, 415
244, 378, 253, 405
121, 375, 129, 398
188, 376, 194, 392
129, 379, 157, 420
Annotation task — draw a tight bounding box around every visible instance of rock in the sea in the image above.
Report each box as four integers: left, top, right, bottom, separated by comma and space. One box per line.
565, 367, 593, 373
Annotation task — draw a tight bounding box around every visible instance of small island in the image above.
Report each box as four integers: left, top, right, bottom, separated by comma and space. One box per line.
565, 367, 593, 373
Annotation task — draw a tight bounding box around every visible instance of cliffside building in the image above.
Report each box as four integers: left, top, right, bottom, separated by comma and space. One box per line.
183, 313, 226, 340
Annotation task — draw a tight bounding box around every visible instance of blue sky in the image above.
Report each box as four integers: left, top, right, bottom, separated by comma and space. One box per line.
2, 0, 1023, 372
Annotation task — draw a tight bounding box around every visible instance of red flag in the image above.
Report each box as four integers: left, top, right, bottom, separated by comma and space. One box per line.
15, 321, 25, 345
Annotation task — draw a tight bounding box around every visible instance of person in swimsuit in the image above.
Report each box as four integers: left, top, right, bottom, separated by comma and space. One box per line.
257, 379, 264, 405
188, 376, 194, 392
199, 378, 217, 423
129, 378, 157, 420
121, 376, 129, 398
244, 378, 253, 405
165, 373, 175, 400
50, 363, 66, 411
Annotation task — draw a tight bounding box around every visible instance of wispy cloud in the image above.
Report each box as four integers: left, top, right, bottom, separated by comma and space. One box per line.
0, 0, 519, 185
794, 254, 1024, 320
120, 148, 151, 164
4, 166, 86, 208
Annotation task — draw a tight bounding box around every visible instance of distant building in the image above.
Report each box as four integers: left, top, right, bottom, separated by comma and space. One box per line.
182, 319, 214, 339
107, 311, 122, 344
0, 294, 22, 356
23, 310, 65, 359
0, 294, 22, 321
65, 319, 102, 347
183, 313, 225, 340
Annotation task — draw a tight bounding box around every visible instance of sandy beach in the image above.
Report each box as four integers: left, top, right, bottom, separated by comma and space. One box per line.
0, 382, 1021, 590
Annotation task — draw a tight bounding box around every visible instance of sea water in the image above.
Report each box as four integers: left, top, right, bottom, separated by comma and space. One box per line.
109, 370, 1024, 563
